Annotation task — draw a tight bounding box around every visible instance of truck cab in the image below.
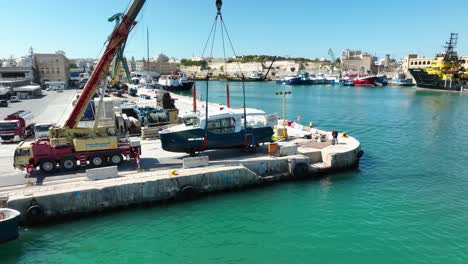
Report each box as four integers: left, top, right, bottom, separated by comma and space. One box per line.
34, 123, 54, 140
13, 142, 33, 169
0, 120, 21, 143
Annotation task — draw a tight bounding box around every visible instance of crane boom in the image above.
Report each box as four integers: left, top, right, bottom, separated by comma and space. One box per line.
263, 56, 276, 80
64, 0, 145, 129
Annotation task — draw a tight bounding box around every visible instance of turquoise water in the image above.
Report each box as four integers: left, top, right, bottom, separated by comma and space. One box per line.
2, 82, 468, 263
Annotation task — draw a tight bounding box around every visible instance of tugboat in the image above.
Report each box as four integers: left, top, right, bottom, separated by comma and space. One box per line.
409, 33, 468, 92
158, 73, 194, 92
0, 208, 21, 243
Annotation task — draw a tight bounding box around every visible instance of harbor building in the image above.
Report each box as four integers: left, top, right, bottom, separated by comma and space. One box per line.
341, 49, 377, 74
34, 53, 70, 89
402, 54, 433, 74
135, 60, 178, 75
0, 67, 34, 83
402, 54, 468, 75
0, 66, 41, 99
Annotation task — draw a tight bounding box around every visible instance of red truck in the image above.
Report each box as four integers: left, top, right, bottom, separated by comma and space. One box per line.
0, 111, 35, 143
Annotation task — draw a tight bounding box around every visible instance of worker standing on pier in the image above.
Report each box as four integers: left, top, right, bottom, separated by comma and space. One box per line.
332, 130, 338, 145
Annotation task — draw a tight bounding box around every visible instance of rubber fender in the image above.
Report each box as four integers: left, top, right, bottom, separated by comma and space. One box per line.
26, 204, 44, 225
293, 163, 309, 178
357, 150, 364, 159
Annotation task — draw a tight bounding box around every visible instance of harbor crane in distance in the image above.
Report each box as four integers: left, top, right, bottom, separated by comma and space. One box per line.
109, 12, 132, 85
13, 0, 146, 174
328, 48, 342, 78
263, 56, 277, 80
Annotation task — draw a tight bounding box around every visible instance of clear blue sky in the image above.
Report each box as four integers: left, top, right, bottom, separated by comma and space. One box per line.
2, 0, 468, 60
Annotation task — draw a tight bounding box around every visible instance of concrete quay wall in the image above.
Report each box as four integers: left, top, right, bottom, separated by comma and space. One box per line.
3, 136, 362, 225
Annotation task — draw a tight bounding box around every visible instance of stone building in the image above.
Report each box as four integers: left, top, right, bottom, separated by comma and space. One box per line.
34, 53, 70, 89
341, 49, 377, 74
135, 60, 178, 75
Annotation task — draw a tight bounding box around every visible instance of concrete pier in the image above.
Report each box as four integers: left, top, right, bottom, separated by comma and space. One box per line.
0, 88, 362, 225
0, 132, 361, 225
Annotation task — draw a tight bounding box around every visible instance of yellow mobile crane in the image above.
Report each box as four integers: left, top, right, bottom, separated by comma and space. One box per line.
14, 0, 146, 174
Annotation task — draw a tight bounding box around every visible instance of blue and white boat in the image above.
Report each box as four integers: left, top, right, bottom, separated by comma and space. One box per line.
388, 78, 414, 86
276, 74, 302, 85
0, 208, 20, 243
277, 71, 320, 85
324, 74, 340, 84
309, 74, 327, 84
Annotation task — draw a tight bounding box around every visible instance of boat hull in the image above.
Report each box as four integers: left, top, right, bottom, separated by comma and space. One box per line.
276, 77, 302, 85
161, 81, 194, 92
160, 127, 273, 153
388, 81, 414, 87
409, 68, 464, 91
353, 76, 377, 86
0, 208, 20, 243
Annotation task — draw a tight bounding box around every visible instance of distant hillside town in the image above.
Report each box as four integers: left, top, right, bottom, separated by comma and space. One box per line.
2, 47, 468, 100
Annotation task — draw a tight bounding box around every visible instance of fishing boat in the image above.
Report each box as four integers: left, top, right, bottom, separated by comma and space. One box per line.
159, 108, 275, 154
374, 75, 388, 86
309, 74, 327, 84
158, 74, 194, 91
409, 33, 468, 92
276, 74, 302, 85
0, 208, 20, 243
248, 71, 265, 81
388, 74, 414, 86
276, 71, 316, 85
388, 78, 414, 86
324, 74, 340, 84
352, 75, 377, 86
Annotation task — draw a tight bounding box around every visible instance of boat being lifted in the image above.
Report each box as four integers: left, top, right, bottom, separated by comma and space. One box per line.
159, 108, 275, 155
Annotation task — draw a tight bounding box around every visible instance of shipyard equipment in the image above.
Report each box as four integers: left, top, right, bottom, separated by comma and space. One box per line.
14, 0, 146, 174
109, 13, 132, 85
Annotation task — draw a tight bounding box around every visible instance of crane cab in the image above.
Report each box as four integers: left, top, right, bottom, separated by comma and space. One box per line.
13, 142, 33, 169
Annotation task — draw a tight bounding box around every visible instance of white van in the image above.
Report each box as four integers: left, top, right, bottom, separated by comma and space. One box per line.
34, 123, 54, 140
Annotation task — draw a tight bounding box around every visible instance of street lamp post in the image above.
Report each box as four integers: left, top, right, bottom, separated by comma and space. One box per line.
275, 91, 291, 125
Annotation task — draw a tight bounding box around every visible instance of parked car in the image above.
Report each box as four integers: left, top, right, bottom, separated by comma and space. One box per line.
9, 96, 20, 103
0, 100, 8, 107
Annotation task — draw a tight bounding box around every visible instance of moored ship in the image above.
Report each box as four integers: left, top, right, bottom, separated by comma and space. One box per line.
409, 33, 468, 92
158, 73, 194, 91
352, 75, 377, 86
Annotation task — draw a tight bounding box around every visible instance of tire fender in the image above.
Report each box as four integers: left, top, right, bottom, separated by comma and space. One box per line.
26, 202, 45, 225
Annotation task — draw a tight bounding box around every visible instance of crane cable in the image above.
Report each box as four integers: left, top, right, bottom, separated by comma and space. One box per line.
195, 0, 249, 143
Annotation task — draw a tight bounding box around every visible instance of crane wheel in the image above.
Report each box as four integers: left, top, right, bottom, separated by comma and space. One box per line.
90, 156, 105, 167
39, 160, 56, 173
109, 153, 123, 166
60, 157, 76, 171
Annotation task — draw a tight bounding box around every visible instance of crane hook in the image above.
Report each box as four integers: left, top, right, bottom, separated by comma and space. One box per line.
216, 0, 222, 14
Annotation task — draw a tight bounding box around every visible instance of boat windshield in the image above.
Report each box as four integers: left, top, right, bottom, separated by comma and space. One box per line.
241, 114, 277, 128
0, 122, 19, 131
183, 117, 200, 127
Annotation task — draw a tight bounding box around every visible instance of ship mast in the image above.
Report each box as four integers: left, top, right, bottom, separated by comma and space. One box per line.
443, 33, 458, 62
